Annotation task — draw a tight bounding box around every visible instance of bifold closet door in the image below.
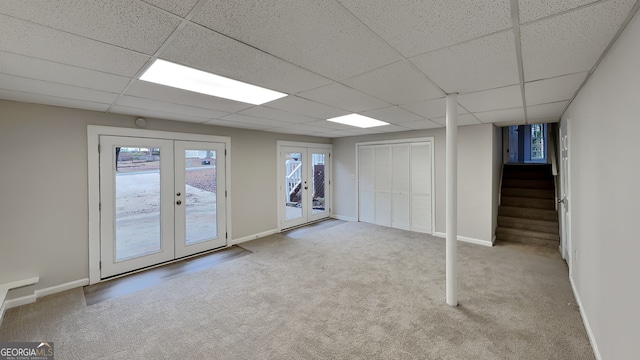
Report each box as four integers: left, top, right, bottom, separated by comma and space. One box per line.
358, 146, 375, 223
374, 145, 391, 227
391, 144, 410, 230
410, 142, 432, 234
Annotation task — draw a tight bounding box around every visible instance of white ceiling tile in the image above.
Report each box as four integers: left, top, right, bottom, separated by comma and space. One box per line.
519, 0, 599, 24
520, 0, 637, 81
191, 0, 402, 80
343, 60, 443, 104
125, 80, 252, 113
359, 106, 423, 124
525, 72, 588, 106
400, 98, 468, 119
141, 0, 199, 17
0, 0, 180, 55
358, 124, 412, 134
205, 118, 275, 131
336, 0, 512, 57
0, 73, 118, 104
220, 114, 293, 128
306, 120, 364, 131
116, 96, 228, 119
297, 83, 390, 112
0, 15, 149, 76
0, 51, 130, 93
430, 114, 481, 126
265, 96, 350, 120
458, 85, 523, 113
160, 24, 332, 94
474, 108, 526, 124
311, 130, 360, 138
110, 105, 210, 124
239, 106, 320, 124
401, 119, 443, 130
527, 101, 569, 122
411, 31, 520, 93
264, 123, 327, 135
0, 89, 110, 112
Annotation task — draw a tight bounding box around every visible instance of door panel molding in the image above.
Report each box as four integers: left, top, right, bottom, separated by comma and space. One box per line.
88, 126, 230, 285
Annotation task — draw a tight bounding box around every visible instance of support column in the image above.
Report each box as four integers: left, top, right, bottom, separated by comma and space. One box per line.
446, 93, 458, 307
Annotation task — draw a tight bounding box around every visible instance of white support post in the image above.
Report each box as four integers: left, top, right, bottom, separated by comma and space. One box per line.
446, 93, 458, 307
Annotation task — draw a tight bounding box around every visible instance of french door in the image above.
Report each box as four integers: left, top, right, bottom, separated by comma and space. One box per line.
279, 144, 331, 230
99, 136, 226, 278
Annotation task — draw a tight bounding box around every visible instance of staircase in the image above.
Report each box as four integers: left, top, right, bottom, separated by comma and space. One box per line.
496, 164, 559, 248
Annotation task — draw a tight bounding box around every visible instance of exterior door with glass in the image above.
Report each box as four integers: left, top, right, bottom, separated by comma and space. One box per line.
280, 145, 330, 230
99, 136, 226, 278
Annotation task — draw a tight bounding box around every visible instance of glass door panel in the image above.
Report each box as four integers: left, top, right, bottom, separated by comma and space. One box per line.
308, 149, 330, 222
100, 136, 174, 278
174, 141, 226, 258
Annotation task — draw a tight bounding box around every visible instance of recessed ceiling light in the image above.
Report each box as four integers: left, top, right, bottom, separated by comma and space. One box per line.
327, 114, 390, 128
139, 59, 287, 105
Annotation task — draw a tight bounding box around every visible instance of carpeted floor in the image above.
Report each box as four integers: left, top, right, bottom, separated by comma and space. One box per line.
0, 221, 593, 359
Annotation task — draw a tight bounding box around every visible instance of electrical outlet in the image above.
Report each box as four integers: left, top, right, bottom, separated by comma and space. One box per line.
573, 249, 578, 264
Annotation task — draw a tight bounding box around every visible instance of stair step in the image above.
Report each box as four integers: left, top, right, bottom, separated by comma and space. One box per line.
496, 227, 559, 248
501, 196, 555, 210
498, 216, 558, 234
502, 178, 554, 189
501, 187, 554, 199
498, 206, 558, 221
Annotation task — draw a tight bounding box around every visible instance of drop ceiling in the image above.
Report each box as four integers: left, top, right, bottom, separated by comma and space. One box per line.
0, 0, 638, 137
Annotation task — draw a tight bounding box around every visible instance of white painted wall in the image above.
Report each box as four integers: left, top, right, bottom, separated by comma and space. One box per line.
561, 11, 640, 359
0, 100, 329, 299
333, 123, 498, 243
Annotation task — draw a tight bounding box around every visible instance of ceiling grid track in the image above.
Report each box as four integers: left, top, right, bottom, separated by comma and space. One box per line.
510, 0, 528, 125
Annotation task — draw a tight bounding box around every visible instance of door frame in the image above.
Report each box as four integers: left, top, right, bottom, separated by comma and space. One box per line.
559, 119, 572, 271
87, 125, 231, 285
276, 140, 332, 231
355, 137, 435, 234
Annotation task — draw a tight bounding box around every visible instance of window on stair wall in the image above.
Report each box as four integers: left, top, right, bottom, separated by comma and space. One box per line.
530, 123, 547, 163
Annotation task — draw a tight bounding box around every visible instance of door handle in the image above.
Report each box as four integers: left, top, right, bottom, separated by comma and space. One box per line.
176, 200, 182, 205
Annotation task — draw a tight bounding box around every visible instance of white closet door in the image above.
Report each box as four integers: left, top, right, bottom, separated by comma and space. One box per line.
374, 145, 391, 227
411, 143, 432, 233
391, 144, 410, 230
358, 146, 375, 223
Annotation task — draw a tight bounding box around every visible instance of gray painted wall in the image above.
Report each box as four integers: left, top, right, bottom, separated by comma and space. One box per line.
332, 123, 499, 242
561, 10, 640, 359
0, 100, 329, 298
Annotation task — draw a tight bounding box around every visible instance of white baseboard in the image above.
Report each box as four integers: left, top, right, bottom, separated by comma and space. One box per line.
3, 278, 89, 311
433, 232, 494, 247
231, 229, 278, 245
331, 215, 357, 222
0, 276, 40, 327
569, 275, 601, 360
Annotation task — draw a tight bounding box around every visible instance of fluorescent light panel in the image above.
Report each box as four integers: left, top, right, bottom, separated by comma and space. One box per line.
139, 59, 287, 105
327, 114, 390, 128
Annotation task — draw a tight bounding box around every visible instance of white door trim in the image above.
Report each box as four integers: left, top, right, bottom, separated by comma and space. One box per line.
87, 125, 231, 285
355, 137, 435, 234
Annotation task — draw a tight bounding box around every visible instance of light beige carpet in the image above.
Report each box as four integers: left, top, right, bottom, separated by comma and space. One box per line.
0, 222, 593, 359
